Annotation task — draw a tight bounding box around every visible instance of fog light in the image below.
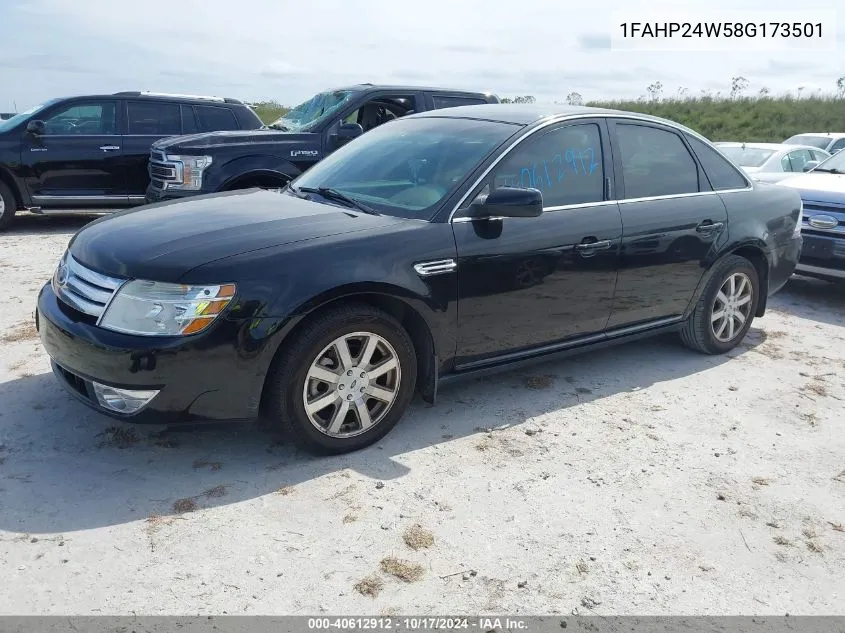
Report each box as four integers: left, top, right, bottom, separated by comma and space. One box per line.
92, 382, 159, 414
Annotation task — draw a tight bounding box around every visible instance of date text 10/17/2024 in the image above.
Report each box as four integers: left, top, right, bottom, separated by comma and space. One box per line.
307, 617, 529, 630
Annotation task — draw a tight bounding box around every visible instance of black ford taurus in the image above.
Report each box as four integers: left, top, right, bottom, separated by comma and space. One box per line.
36, 105, 803, 455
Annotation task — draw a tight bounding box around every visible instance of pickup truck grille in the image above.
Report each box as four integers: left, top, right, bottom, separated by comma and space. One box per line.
148, 150, 181, 187
53, 255, 124, 320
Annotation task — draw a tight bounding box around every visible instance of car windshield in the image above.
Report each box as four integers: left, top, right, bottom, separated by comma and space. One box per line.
291, 117, 520, 220
0, 100, 56, 133
266, 90, 354, 132
784, 135, 832, 150
812, 148, 845, 172
717, 146, 776, 167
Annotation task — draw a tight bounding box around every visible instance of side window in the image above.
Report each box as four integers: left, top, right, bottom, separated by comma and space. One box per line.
828, 138, 845, 153
490, 123, 605, 207
181, 106, 198, 134
431, 95, 487, 109
126, 101, 181, 135
42, 101, 117, 135
344, 96, 416, 132
686, 135, 749, 190
195, 105, 239, 131
780, 154, 793, 171
616, 124, 699, 198
784, 149, 812, 172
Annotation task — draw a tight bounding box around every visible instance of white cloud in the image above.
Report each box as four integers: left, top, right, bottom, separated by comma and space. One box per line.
1, 0, 842, 111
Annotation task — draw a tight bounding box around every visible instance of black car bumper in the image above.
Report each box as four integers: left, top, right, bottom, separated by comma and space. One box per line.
36, 283, 264, 424
796, 232, 845, 281
769, 235, 803, 294
145, 184, 204, 204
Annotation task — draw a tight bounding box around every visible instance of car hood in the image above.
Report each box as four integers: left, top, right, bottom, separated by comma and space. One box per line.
68, 189, 403, 282
152, 129, 317, 152
777, 172, 845, 203
740, 165, 762, 173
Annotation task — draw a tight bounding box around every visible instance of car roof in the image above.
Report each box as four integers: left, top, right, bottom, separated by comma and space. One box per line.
786, 132, 845, 138
52, 92, 245, 105
333, 83, 495, 97
406, 103, 706, 132
717, 141, 826, 153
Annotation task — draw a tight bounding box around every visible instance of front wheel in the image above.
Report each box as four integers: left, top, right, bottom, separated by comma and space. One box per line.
0, 181, 17, 231
680, 254, 760, 354
263, 304, 417, 455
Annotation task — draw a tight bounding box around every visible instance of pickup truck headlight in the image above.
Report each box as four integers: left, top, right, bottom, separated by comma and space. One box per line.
99, 280, 236, 336
164, 154, 212, 191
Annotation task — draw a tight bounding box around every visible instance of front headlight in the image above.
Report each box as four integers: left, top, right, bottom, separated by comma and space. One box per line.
99, 280, 236, 336
164, 154, 212, 191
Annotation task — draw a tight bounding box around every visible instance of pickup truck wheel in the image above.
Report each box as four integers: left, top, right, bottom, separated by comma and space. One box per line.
0, 181, 17, 231
680, 254, 759, 355
264, 304, 417, 455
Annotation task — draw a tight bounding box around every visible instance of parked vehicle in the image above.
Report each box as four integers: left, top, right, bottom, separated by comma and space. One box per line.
715, 142, 831, 183
144, 84, 499, 204
36, 104, 802, 455
778, 149, 845, 282
783, 133, 845, 155
0, 92, 263, 231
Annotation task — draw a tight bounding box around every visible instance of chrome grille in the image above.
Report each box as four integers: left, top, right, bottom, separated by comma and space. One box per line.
148, 150, 181, 186
53, 255, 124, 319
802, 203, 845, 236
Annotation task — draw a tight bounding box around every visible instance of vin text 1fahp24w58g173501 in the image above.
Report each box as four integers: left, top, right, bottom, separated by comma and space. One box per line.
36, 104, 803, 455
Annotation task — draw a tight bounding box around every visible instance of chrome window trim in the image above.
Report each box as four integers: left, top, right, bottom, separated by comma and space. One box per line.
447, 112, 753, 224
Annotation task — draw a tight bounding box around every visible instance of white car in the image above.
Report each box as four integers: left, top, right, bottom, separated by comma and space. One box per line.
714, 142, 831, 183
783, 132, 845, 155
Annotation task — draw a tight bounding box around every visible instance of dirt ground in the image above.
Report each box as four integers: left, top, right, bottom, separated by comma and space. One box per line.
1, 213, 844, 615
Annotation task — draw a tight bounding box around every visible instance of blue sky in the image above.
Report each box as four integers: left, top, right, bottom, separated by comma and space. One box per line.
1, 0, 842, 112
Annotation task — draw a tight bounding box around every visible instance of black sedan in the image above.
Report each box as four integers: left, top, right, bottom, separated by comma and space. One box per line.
36, 104, 803, 455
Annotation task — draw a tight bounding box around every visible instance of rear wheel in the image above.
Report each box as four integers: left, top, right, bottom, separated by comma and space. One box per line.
680, 255, 760, 354
0, 181, 17, 231
264, 304, 417, 454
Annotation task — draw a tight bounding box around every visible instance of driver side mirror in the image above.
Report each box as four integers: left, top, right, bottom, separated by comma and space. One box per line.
802, 160, 820, 172
332, 122, 363, 147
468, 186, 544, 219
26, 120, 45, 136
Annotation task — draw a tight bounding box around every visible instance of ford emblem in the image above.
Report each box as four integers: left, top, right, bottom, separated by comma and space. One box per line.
55, 262, 69, 287
807, 214, 839, 230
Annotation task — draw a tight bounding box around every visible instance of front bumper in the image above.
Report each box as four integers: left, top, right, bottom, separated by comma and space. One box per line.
36, 282, 263, 424
795, 232, 845, 281
145, 183, 204, 205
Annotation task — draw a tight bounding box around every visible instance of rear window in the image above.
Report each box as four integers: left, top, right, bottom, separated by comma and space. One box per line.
784, 135, 832, 150
431, 95, 488, 109
195, 105, 239, 131
127, 101, 181, 135
717, 145, 775, 167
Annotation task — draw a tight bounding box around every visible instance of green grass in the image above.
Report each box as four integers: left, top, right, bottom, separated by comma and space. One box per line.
249, 94, 845, 142
587, 95, 845, 142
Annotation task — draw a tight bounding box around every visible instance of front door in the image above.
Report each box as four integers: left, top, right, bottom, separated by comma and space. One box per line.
605, 120, 729, 328
451, 118, 622, 368
20, 99, 125, 209
121, 100, 188, 200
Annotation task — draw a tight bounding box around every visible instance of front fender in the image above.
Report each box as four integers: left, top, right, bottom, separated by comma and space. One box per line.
206, 155, 302, 192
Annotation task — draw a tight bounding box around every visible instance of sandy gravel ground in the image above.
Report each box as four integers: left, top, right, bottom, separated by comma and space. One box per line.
1, 213, 844, 615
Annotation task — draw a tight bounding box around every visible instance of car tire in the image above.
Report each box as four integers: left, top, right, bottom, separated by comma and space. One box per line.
264, 303, 418, 455
680, 254, 760, 355
0, 181, 17, 231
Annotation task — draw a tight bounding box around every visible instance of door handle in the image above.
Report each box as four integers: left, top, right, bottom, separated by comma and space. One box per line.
575, 239, 612, 252
695, 220, 724, 233
99, 145, 120, 151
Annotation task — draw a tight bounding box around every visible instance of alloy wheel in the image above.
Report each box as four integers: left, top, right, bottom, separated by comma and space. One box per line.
710, 272, 753, 342
302, 331, 401, 438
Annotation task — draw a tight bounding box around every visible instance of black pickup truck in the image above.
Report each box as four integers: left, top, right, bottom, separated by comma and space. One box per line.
145, 84, 499, 203
0, 92, 264, 231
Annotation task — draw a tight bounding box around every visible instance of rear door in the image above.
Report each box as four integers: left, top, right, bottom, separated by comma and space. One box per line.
122, 100, 184, 199
605, 120, 729, 329
20, 99, 125, 209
